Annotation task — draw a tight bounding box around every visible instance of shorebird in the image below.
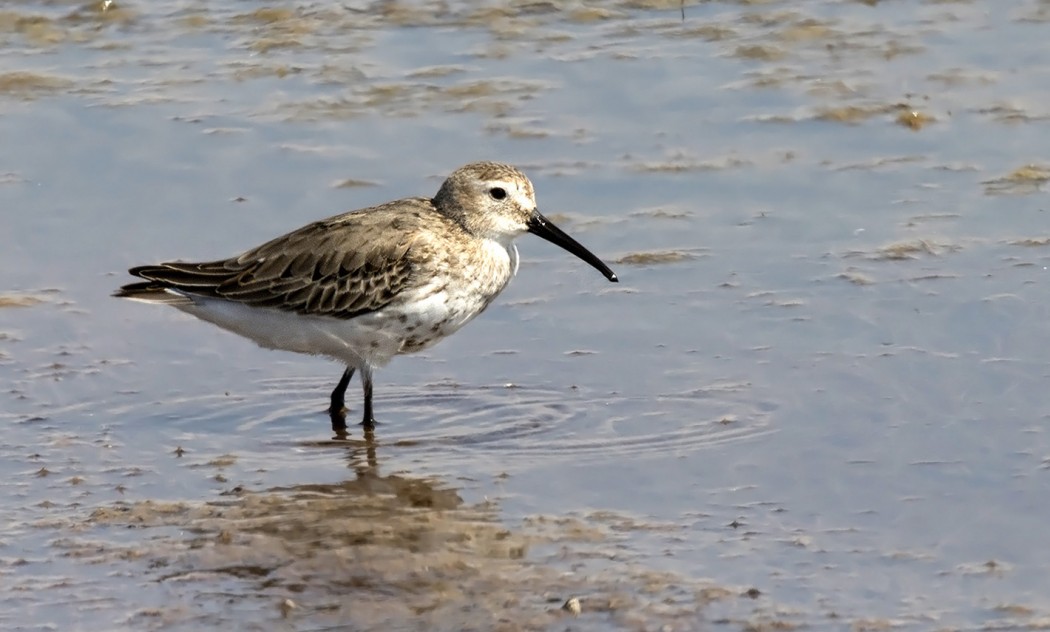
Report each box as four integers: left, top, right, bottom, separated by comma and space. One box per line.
115, 162, 618, 433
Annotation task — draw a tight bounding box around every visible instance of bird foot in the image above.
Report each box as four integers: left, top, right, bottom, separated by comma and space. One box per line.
329, 406, 349, 434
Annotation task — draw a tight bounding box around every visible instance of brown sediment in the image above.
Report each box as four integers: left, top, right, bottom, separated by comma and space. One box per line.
332, 178, 378, 189
616, 250, 697, 265
843, 239, 962, 261
815, 103, 899, 124
632, 155, 751, 173
983, 164, 1050, 195
1009, 237, 1050, 247
75, 479, 742, 630
896, 108, 935, 130
0, 72, 73, 98
838, 270, 876, 286
0, 294, 46, 308
732, 44, 786, 61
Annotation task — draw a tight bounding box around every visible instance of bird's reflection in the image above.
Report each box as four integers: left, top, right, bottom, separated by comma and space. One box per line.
287, 408, 462, 510
329, 407, 378, 470
85, 409, 535, 630
329, 407, 366, 438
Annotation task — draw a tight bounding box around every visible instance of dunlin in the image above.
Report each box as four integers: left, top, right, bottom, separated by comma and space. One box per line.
115, 162, 618, 433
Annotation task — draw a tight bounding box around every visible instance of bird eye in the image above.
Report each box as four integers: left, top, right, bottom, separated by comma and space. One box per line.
489, 187, 507, 200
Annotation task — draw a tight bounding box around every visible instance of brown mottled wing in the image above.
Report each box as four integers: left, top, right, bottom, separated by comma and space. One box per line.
120, 201, 428, 319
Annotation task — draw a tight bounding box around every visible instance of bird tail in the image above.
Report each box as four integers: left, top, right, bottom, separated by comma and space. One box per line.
112, 282, 192, 305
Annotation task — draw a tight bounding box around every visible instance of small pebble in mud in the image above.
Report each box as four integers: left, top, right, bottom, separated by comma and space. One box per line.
562, 596, 582, 615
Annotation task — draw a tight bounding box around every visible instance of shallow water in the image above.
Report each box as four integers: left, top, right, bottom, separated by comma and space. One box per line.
4, 0, 1050, 630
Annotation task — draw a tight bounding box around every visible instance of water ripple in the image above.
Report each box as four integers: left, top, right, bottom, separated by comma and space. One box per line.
137, 376, 777, 463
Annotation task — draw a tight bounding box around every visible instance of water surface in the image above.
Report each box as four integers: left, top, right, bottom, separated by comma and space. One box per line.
3, 1, 1050, 630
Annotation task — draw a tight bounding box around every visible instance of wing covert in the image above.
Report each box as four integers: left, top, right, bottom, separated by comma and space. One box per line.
127, 210, 422, 319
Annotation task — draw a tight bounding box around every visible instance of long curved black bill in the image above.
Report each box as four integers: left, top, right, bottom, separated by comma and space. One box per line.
527, 211, 618, 282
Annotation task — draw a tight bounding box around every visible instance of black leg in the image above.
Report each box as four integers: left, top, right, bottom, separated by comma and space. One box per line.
330, 367, 354, 414
329, 367, 354, 435
360, 366, 377, 430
